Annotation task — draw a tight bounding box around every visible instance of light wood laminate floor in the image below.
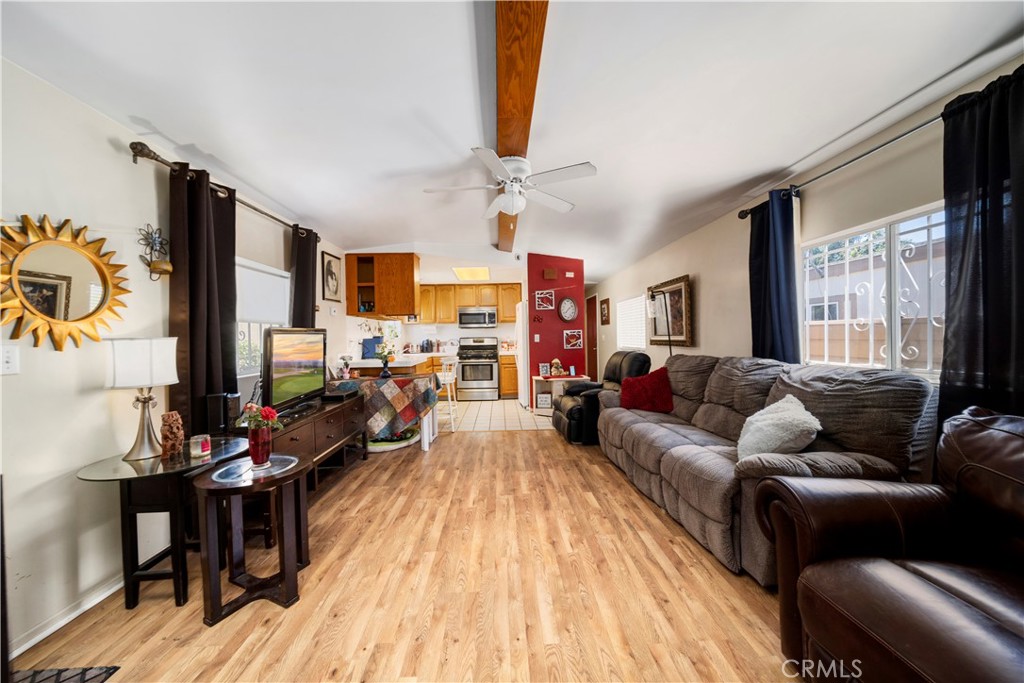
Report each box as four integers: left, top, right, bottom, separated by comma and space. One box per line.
15, 431, 788, 682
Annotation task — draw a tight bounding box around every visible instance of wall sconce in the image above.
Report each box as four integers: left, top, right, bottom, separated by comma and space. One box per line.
137, 223, 172, 280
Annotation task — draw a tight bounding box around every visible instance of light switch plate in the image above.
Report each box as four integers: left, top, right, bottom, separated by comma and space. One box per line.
2, 346, 20, 375
533, 334, 540, 342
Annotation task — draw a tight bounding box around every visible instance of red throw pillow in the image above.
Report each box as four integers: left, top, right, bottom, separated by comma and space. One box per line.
620, 367, 674, 413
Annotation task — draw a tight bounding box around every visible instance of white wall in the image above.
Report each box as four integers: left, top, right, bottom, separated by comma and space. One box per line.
1, 60, 171, 651
590, 57, 1021, 371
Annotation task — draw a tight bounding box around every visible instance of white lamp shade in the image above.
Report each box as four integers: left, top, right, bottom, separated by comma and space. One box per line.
106, 337, 179, 388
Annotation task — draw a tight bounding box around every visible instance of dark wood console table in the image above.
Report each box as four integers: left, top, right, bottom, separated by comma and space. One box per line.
193, 455, 312, 626
270, 394, 367, 491
76, 437, 250, 608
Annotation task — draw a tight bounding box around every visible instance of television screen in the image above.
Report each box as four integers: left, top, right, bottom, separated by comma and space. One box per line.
265, 328, 326, 409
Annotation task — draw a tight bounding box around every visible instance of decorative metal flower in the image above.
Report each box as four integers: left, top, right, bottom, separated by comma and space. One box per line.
137, 224, 170, 281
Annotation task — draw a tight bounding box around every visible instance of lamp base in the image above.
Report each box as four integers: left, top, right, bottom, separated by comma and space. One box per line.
122, 388, 163, 462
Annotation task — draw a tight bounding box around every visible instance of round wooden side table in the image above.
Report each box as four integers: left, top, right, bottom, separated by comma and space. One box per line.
192, 454, 312, 626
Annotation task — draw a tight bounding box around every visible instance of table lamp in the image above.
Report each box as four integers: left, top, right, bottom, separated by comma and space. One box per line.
106, 337, 179, 461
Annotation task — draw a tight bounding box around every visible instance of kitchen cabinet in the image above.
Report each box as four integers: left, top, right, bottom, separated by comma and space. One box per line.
455, 285, 478, 308
435, 285, 457, 323
497, 283, 521, 323
418, 285, 436, 324
345, 252, 420, 317
477, 284, 498, 306
499, 355, 518, 398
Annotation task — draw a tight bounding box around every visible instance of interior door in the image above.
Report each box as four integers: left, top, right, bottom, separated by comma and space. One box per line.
586, 295, 598, 379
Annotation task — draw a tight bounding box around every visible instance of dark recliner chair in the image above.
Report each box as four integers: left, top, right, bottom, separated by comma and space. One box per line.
755, 406, 1024, 682
552, 351, 650, 445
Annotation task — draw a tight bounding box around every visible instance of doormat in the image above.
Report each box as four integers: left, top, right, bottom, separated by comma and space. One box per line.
13, 667, 119, 683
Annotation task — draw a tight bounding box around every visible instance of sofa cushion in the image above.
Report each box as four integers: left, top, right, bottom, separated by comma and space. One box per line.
622, 423, 734, 474
660, 444, 739, 524
621, 367, 673, 413
665, 354, 719, 421
737, 394, 821, 458
734, 450, 900, 480
768, 365, 932, 473
691, 357, 789, 441
798, 558, 1024, 683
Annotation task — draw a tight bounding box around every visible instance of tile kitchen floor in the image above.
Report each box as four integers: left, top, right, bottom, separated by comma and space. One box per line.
434, 398, 554, 432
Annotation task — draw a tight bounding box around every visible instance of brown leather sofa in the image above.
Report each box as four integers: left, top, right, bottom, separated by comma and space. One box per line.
755, 406, 1024, 682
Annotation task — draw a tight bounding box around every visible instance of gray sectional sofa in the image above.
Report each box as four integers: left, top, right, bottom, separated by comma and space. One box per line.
597, 355, 938, 586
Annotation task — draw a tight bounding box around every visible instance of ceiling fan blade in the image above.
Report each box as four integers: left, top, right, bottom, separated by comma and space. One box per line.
525, 161, 597, 187
471, 147, 512, 182
483, 195, 505, 219
423, 184, 501, 193
526, 189, 574, 213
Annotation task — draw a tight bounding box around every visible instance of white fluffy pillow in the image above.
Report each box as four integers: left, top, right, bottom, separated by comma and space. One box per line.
737, 394, 821, 459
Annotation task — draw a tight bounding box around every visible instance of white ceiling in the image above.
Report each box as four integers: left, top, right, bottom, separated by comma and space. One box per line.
3, 2, 1022, 283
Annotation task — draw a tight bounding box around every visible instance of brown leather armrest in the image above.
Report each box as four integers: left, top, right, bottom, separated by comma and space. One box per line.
754, 476, 954, 660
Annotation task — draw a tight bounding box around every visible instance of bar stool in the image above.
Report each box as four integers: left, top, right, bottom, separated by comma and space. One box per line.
437, 356, 459, 431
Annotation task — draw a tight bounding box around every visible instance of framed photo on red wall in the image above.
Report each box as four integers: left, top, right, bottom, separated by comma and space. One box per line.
535, 289, 555, 310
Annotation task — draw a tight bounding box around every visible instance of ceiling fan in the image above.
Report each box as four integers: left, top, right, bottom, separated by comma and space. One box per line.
424, 147, 596, 219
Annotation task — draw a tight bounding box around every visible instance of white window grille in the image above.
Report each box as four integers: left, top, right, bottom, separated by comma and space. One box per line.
801, 204, 945, 378
235, 258, 290, 376
616, 295, 647, 350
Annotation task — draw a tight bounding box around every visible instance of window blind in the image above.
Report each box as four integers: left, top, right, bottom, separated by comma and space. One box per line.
235, 258, 290, 324
616, 295, 647, 350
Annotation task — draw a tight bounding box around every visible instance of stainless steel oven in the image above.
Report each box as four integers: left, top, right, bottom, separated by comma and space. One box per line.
458, 306, 497, 328
457, 337, 499, 401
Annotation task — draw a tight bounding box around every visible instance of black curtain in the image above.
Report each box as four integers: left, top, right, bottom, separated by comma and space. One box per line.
749, 189, 800, 363
940, 65, 1024, 420
290, 225, 319, 328
168, 165, 238, 435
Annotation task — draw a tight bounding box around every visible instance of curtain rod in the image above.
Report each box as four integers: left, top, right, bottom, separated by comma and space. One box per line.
129, 141, 302, 232
737, 112, 942, 219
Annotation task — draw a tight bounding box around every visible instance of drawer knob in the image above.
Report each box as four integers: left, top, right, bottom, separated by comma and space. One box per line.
327, 434, 335, 439
290, 436, 301, 442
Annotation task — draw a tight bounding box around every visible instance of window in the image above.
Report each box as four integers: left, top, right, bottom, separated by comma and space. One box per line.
801, 204, 945, 377
235, 258, 291, 376
616, 295, 647, 350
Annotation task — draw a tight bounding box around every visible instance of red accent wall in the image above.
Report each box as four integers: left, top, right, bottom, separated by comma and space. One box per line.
527, 253, 586, 403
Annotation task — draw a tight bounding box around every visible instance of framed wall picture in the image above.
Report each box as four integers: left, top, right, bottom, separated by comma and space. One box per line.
538, 362, 551, 376
534, 289, 555, 310
321, 251, 342, 302
563, 329, 583, 349
18, 270, 72, 321
600, 298, 611, 325
648, 274, 694, 347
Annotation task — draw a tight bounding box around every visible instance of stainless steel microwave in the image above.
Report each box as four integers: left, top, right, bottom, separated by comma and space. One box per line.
457, 306, 497, 328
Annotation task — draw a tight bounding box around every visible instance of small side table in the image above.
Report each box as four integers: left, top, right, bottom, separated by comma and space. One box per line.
532, 375, 591, 417
192, 455, 312, 626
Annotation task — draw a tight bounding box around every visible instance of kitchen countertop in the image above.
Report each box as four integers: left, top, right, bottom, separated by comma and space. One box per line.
349, 351, 517, 368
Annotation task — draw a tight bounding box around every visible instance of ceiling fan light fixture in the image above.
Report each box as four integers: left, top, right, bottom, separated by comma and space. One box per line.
498, 191, 528, 216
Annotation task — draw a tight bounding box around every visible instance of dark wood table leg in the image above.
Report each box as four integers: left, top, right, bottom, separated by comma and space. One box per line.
277, 481, 299, 605
119, 482, 140, 609
198, 491, 223, 626
296, 473, 309, 569
168, 478, 188, 606
227, 494, 246, 581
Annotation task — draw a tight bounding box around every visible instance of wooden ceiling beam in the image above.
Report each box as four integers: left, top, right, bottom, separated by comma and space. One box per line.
496, 0, 548, 252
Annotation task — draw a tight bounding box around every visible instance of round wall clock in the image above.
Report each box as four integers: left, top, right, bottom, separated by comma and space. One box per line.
558, 296, 579, 322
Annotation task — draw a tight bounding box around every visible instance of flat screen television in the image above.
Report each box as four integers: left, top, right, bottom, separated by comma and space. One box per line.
262, 327, 327, 413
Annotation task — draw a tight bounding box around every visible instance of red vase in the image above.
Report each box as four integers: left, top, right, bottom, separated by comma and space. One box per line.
248, 426, 272, 470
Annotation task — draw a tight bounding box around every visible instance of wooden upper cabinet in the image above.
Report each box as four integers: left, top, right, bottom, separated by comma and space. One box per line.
455, 286, 478, 308
497, 283, 522, 323
344, 252, 420, 317
418, 285, 436, 324
435, 285, 457, 323
477, 285, 498, 307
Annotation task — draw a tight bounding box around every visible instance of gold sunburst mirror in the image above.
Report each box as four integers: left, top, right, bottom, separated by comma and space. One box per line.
1, 214, 130, 351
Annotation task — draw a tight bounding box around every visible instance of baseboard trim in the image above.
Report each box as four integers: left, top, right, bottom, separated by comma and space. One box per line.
10, 576, 123, 658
